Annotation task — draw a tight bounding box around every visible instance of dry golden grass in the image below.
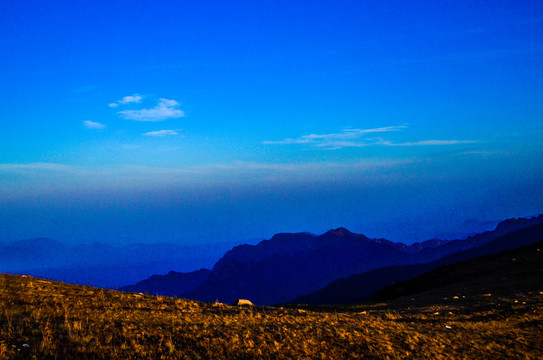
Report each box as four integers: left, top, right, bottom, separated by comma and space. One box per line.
1, 273, 542, 359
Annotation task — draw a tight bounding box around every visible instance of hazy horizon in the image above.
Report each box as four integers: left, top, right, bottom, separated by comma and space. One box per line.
1, 1, 542, 246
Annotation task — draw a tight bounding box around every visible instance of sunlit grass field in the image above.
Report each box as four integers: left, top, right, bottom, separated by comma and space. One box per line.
1, 273, 542, 359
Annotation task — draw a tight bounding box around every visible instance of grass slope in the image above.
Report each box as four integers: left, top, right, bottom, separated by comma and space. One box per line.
1, 273, 543, 359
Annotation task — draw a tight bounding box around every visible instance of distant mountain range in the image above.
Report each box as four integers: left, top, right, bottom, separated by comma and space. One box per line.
0, 239, 240, 288
120, 269, 211, 297
122, 215, 543, 305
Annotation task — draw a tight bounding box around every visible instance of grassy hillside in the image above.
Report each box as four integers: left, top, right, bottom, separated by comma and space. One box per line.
1, 274, 542, 359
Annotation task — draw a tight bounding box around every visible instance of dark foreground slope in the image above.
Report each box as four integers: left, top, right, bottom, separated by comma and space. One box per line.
292, 221, 543, 305
2, 273, 543, 359
373, 237, 543, 303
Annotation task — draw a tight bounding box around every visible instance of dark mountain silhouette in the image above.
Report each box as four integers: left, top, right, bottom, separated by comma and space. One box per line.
292, 218, 543, 305
121, 215, 543, 305
119, 269, 211, 296
123, 228, 449, 304
181, 228, 422, 305
372, 233, 543, 303
395, 238, 450, 254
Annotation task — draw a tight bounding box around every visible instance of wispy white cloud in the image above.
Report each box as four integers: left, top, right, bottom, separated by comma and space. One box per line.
263, 126, 405, 149
109, 94, 143, 108
264, 126, 475, 149
83, 120, 105, 129
120, 94, 143, 104
117, 98, 185, 122
381, 139, 476, 146
143, 129, 180, 137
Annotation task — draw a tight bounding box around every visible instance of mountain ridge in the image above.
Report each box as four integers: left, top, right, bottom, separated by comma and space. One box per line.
123, 215, 543, 305
292, 218, 543, 305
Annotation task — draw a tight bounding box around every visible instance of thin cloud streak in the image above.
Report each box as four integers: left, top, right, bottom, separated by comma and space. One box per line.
143, 130, 180, 137
0, 159, 412, 190
381, 140, 477, 146
0, 163, 87, 172
264, 126, 475, 149
263, 126, 406, 147
0, 160, 406, 175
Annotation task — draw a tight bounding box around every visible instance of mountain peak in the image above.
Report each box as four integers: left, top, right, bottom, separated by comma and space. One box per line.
325, 227, 354, 237
321, 227, 373, 242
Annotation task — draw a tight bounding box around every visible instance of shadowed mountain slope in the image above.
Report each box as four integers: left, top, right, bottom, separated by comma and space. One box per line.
372, 235, 543, 303
292, 220, 543, 305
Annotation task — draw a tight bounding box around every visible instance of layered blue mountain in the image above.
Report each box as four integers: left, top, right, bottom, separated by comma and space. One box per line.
0, 240, 235, 288
119, 269, 211, 296
123, 215, 543, 305
292, 217, 543, 305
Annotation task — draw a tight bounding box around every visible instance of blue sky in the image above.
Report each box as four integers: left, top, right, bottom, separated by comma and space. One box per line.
1, 0, 542, 245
